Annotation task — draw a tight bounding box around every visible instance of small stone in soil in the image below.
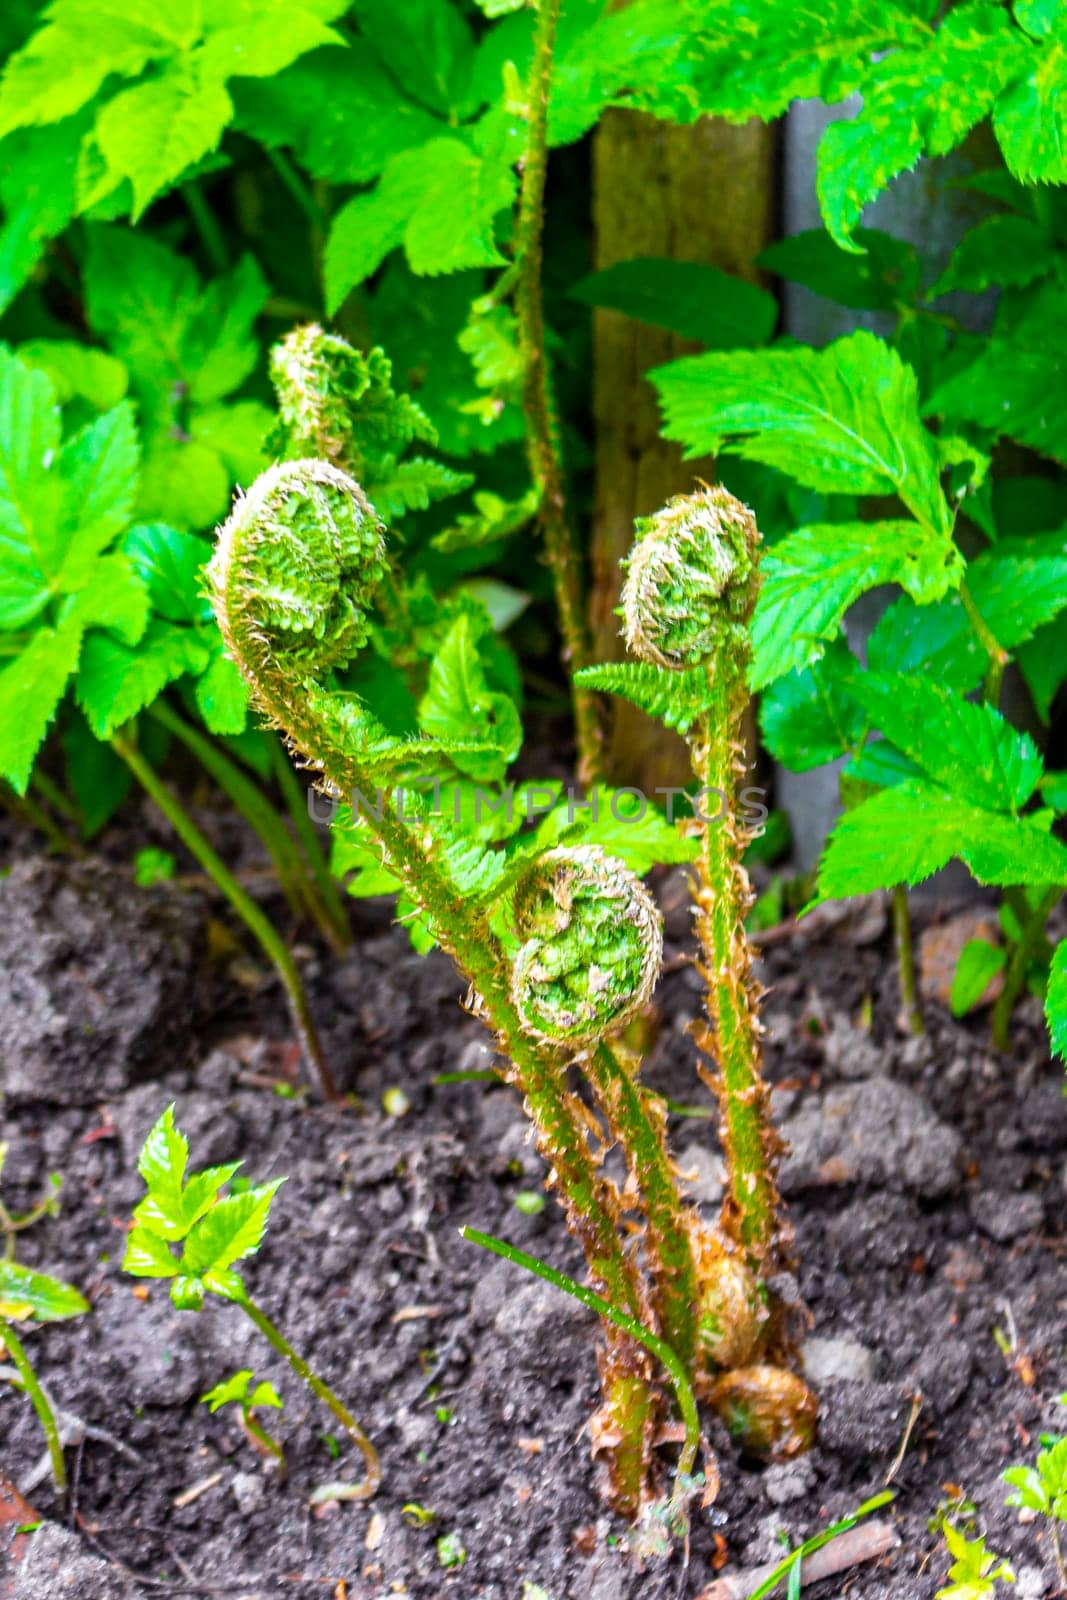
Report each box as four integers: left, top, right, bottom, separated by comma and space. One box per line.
763, 1455, 817, 1505
6, 1522, 138, 1598
969, 1188, 1045, 1242
801, 1336, 877, 1386
778, 1075, 963, 1199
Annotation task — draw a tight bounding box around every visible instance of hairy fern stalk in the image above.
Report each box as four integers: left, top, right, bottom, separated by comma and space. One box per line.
209, 327, 811, 1513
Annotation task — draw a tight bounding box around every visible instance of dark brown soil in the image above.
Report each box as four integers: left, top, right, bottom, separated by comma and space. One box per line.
0, 850, 1063, 1599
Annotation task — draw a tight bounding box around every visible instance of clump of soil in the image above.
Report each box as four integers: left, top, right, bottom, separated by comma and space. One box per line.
0, 862, 1063, 1599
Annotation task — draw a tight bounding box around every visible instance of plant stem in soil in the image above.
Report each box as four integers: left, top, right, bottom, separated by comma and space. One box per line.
892, 885, 924, 1035
238, 1295, 379, 1498
268, 737, 352, 954
992, 884, 1060, 1049
514, 0, 602, 782
0, 1315, 66, 1496
110, 730, 337, 1102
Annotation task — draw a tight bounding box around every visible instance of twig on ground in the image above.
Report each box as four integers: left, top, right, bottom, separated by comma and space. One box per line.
698, 1519, 899, 1599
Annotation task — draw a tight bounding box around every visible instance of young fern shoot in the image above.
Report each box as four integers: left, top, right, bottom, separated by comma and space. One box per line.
578, 486, 816, 1449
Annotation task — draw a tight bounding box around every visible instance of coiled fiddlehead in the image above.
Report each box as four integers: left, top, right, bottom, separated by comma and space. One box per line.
621, 485, 759, 672
209, 458, 385, 716
510, 846, 663, 1047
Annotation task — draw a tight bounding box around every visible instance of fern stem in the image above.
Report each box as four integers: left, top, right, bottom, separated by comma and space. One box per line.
0, 779, 79, 856
110, 731, 337, 1102
0, 1315, 66, 1496
588, 1043, 698, 1370
515, 0, 602, 782
692, 661, 783, 1277
892, 885, 924, 1035
268, 737, 352, 954
239, 1294, 378, 1498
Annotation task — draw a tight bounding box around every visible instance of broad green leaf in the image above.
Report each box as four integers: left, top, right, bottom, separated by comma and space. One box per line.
63, 551, 149, 645
757, 227, 920, 312
55, 401, 140, 592
418, 613, 522, 781
182, 1179, 285, 1276
134, 1160, 243, 1241
18, 341, 128, 409
574, 661, 716, 735
183, 255, 269, 406
654, 333, 952, 536
77, 618, 210, 736
758, 641, 865, 771
569, 258, 777, 349
249, 1380, 282, 1410
0, 116, 89, 314
122, 1223, 182, 1278
949, 938, 1006, 1016
0, 9, 165, 137
867, 595, 984, 692
994, 32, 1067, 183
528, 786, 698, 873
549, 0, 702, 146
352, 0, 474, 116
751, 520, 962, 689
932, 213, 1057, 296
139, 434, 232, 529
927, 279, 1067, 463
0, 615, 84, 792
136, 1105, 189, 1220
324, 137, 514, 313
124, 524, 212, 624
1019, 619, 1067, 722
95, 64, 233, 220
189, 399, 271, 488
232, 45, 441, 183
852, 672, 1044, 811
198, 8, 343, 81
814, 778, 1067, 899
85, 226, 200, 394
62, 712, 131, 835
195, 647, 248, 734
1046, 938, 1067, 1058
0, 347, 62, 627
0, 1260, 88, 1322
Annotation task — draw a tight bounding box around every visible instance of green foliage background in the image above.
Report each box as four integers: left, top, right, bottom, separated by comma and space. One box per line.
4, 0, 1067, 1047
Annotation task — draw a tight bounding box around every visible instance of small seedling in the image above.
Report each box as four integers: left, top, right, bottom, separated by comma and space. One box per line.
133, 847, 177, 887
936, 1520, 1014, 1599
402, 1502, 435, 1527
437, 1530, 467, 1569
202, 1369, 285, 1476
124, 1105, 379, 1499
0, 1258, 89, 1495
0, 1144, 62, 1259
513, 1191, 546, 1217
1004, 1431, 1067, 1588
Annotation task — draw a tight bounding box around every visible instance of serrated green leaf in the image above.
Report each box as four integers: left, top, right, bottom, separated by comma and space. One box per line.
932, 213, 1057, 296
1047, 938, 1067, 1058
202, 1369, 253, 1411
528, 786, 698, 874
757, 227, 920, 312
0, 615, 84, 792
189, 400, 271, 489
0, 1260, 89, 1322
352, 0, 473, 116
95, 64, 233, 220
949, 938, 1006, 1017
122, 1222, 182, 1278
63, 711, 131, 835
569, 258, 777, 348
184, 256, 269, 406
0, 347, 62, 628
867, 595, 984, 692
370, 458, 474, 522
232, 45, 441, 183
124, 524, 212, 624
751, 520, 962, 689
55, 401, 140, 592
994, 32, 1067, 183
758, 640, 865, 771
852, 672, 1043, 811
136, 1105, 189, 1219
816, 4, 1029, 248
325, 137, 513, 313
77, 618, 210, 736
815, 778, 1067, 900
62, 551, 149, 645
198, 7, 343, 81
139, 434, 232, 529
0, 9, 164, 138
574, 661, 715, 735
927, 279, 1067, 463
18, 341, 128, 409
182, 1179, 284, 1277
654, 333, 951, 537
0, 116, 88, 315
